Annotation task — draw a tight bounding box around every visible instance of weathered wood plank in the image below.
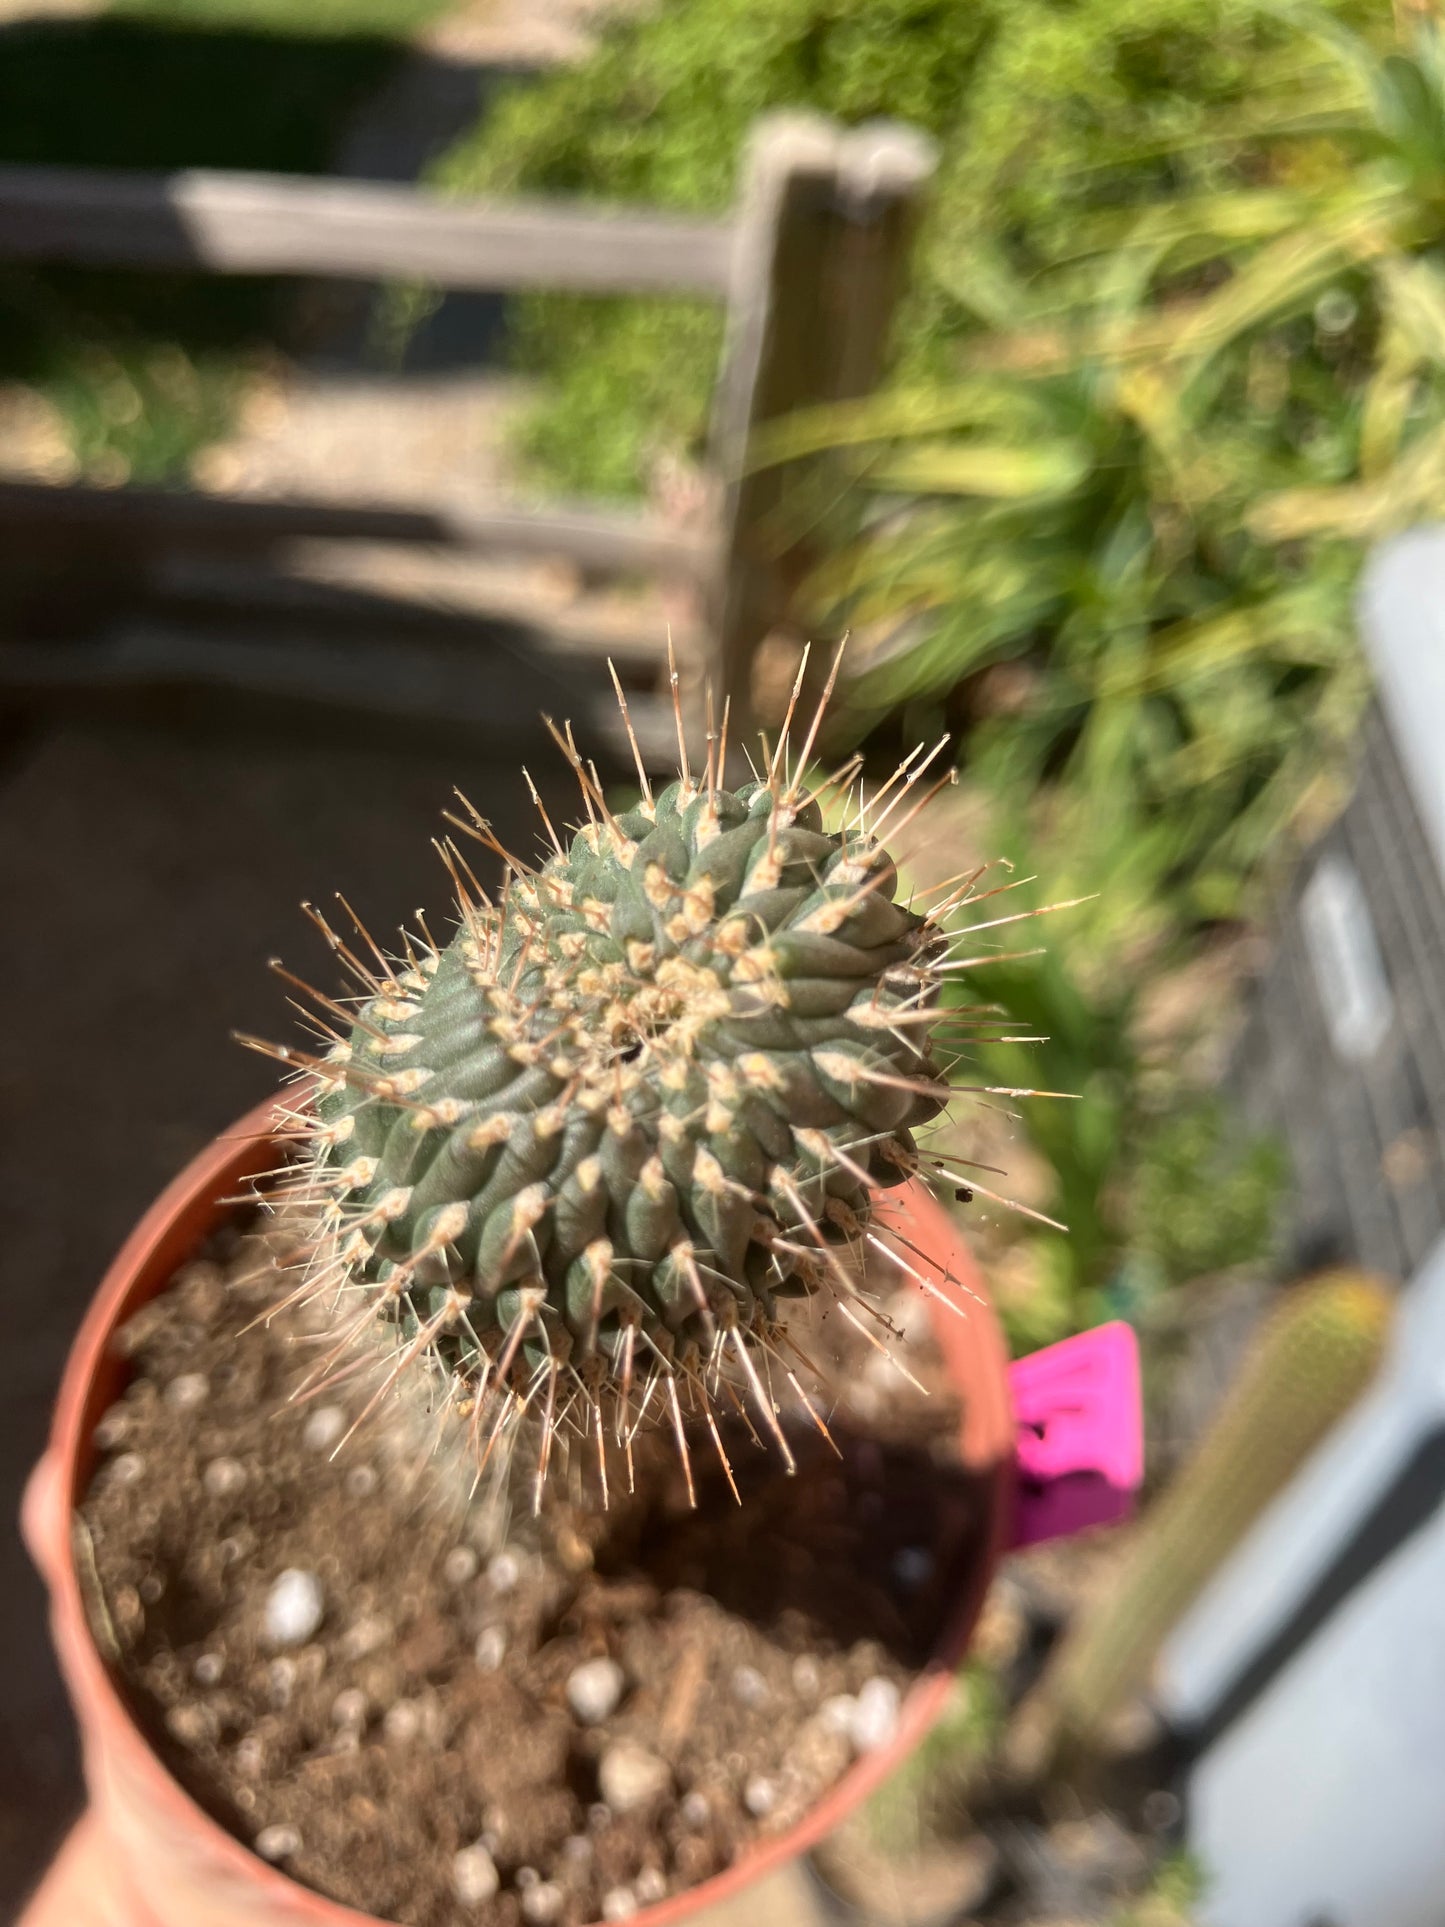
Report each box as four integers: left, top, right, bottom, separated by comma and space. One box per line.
0, 479, 713, 579
705, 117, 937, 751
0, 166, 736, 296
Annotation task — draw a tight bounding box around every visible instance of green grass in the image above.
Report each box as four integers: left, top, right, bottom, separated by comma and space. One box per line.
0, 1, 449, 483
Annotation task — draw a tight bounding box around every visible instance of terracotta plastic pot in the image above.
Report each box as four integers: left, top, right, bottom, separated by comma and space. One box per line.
20, 1099, 1127, 1927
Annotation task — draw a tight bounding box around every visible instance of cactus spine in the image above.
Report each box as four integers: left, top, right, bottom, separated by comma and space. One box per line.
250, 652, 1009, 1502
1009, 1270, 1393, 1776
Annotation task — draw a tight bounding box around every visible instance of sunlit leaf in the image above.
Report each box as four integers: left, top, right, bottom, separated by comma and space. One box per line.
1162, 194, 1402, 367
1376, 252, 1445, 364
1250, 418, 1445, 537
864, 440, 1091, 499
1358, 319, 1420, 479
1096, 594, 1344, 698
747, 382, 1037, 468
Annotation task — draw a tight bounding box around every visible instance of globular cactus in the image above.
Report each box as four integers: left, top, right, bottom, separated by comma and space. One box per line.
248, 655, 1015, 1503
1007, 1269, 1393, 1777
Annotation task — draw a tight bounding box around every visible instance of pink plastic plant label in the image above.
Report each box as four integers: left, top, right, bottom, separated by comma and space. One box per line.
1006, 1321, 1143, 1549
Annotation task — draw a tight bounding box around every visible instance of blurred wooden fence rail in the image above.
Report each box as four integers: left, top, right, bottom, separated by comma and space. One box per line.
0, 116, 935, 757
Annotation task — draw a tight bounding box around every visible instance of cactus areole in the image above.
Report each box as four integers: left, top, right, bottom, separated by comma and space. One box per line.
256, 666, 992, 1498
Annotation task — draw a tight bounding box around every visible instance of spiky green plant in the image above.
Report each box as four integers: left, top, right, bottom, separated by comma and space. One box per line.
250, 659, 1017, 1502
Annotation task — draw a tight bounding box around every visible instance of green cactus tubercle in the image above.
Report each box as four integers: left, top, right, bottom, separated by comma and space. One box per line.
265, 735, 965, 1487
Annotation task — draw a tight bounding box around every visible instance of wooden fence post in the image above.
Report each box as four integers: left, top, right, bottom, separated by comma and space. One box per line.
705, 115, 938, 767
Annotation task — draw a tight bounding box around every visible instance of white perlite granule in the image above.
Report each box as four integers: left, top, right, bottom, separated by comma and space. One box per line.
451, 1842, 500, 1907
263, 1570, 324, 1648
302, 1406, 347, 1452
597, 1743, 669, 1813
474, 1625, 507, 1670
566, 1656, 626, 1724
850, 1677, 902, 1751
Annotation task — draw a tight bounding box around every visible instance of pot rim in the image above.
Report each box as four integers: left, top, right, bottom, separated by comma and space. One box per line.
45, 1099, 1016, 1927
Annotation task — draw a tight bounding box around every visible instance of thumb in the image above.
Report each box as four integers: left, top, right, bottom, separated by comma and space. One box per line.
21, 1452, 66, 1590
16, 1814, 132, 1927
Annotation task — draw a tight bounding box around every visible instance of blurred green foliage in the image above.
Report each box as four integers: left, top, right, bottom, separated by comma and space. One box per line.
431, 0, 1379, 497
1112, 1853, 1206, 1925
793, 15, 1445, 910
884, 780, 1282, 1344
952, 839, 1288, 1349
787, 17, 1445, 1341
1131, 1098, 1288, 1292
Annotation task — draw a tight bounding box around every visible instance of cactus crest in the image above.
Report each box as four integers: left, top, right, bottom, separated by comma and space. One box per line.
250, 650, 1026, 1503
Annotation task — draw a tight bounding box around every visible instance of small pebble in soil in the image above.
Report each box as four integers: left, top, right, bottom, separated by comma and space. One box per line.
451, 1843, 500, 1907
263, 1569, 325, 1648
303, 1406, 347, 1453
332, 1689, 368, 1730
164, 1373, 209, 1410
255, 1825, 301, 1863
93, 1413, 129, 1450
139, 1574, 165, 1605
487, 1549, 521, 1594
167, 1703, 214, 1745
520, 1881, 564, 1924
587, 1803, 612, 1832
383, 1700, 423, 1745
268, 1659, 296, 1709
202, 1457, 247, 1499
634, 1868, 667, 1904
820, 1694, 857, 1737
515, 1866, 540, 1891
601, 1891, 638, 1922
850, 1677, 901, 1752
561, 1835, 592, 1865
340, 1614, 390, 1660
444, 1545, 480, 1585
730, 1664, 769, 1708
743, 1775, 776, 1817
111, 1453, 145, 1486
891, 1546, 935, 1590
598, 1743, 670, 1814
554, 1525, 593, 1572
344, 1465, 377, 1499
234, 1736, 265, 1779
567, 1656, 626, 1725
791, 1655, 821, 1700
193, 1652, 224, 1687
680, 1790, 710, 1830
474, 1625, 507, 1671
